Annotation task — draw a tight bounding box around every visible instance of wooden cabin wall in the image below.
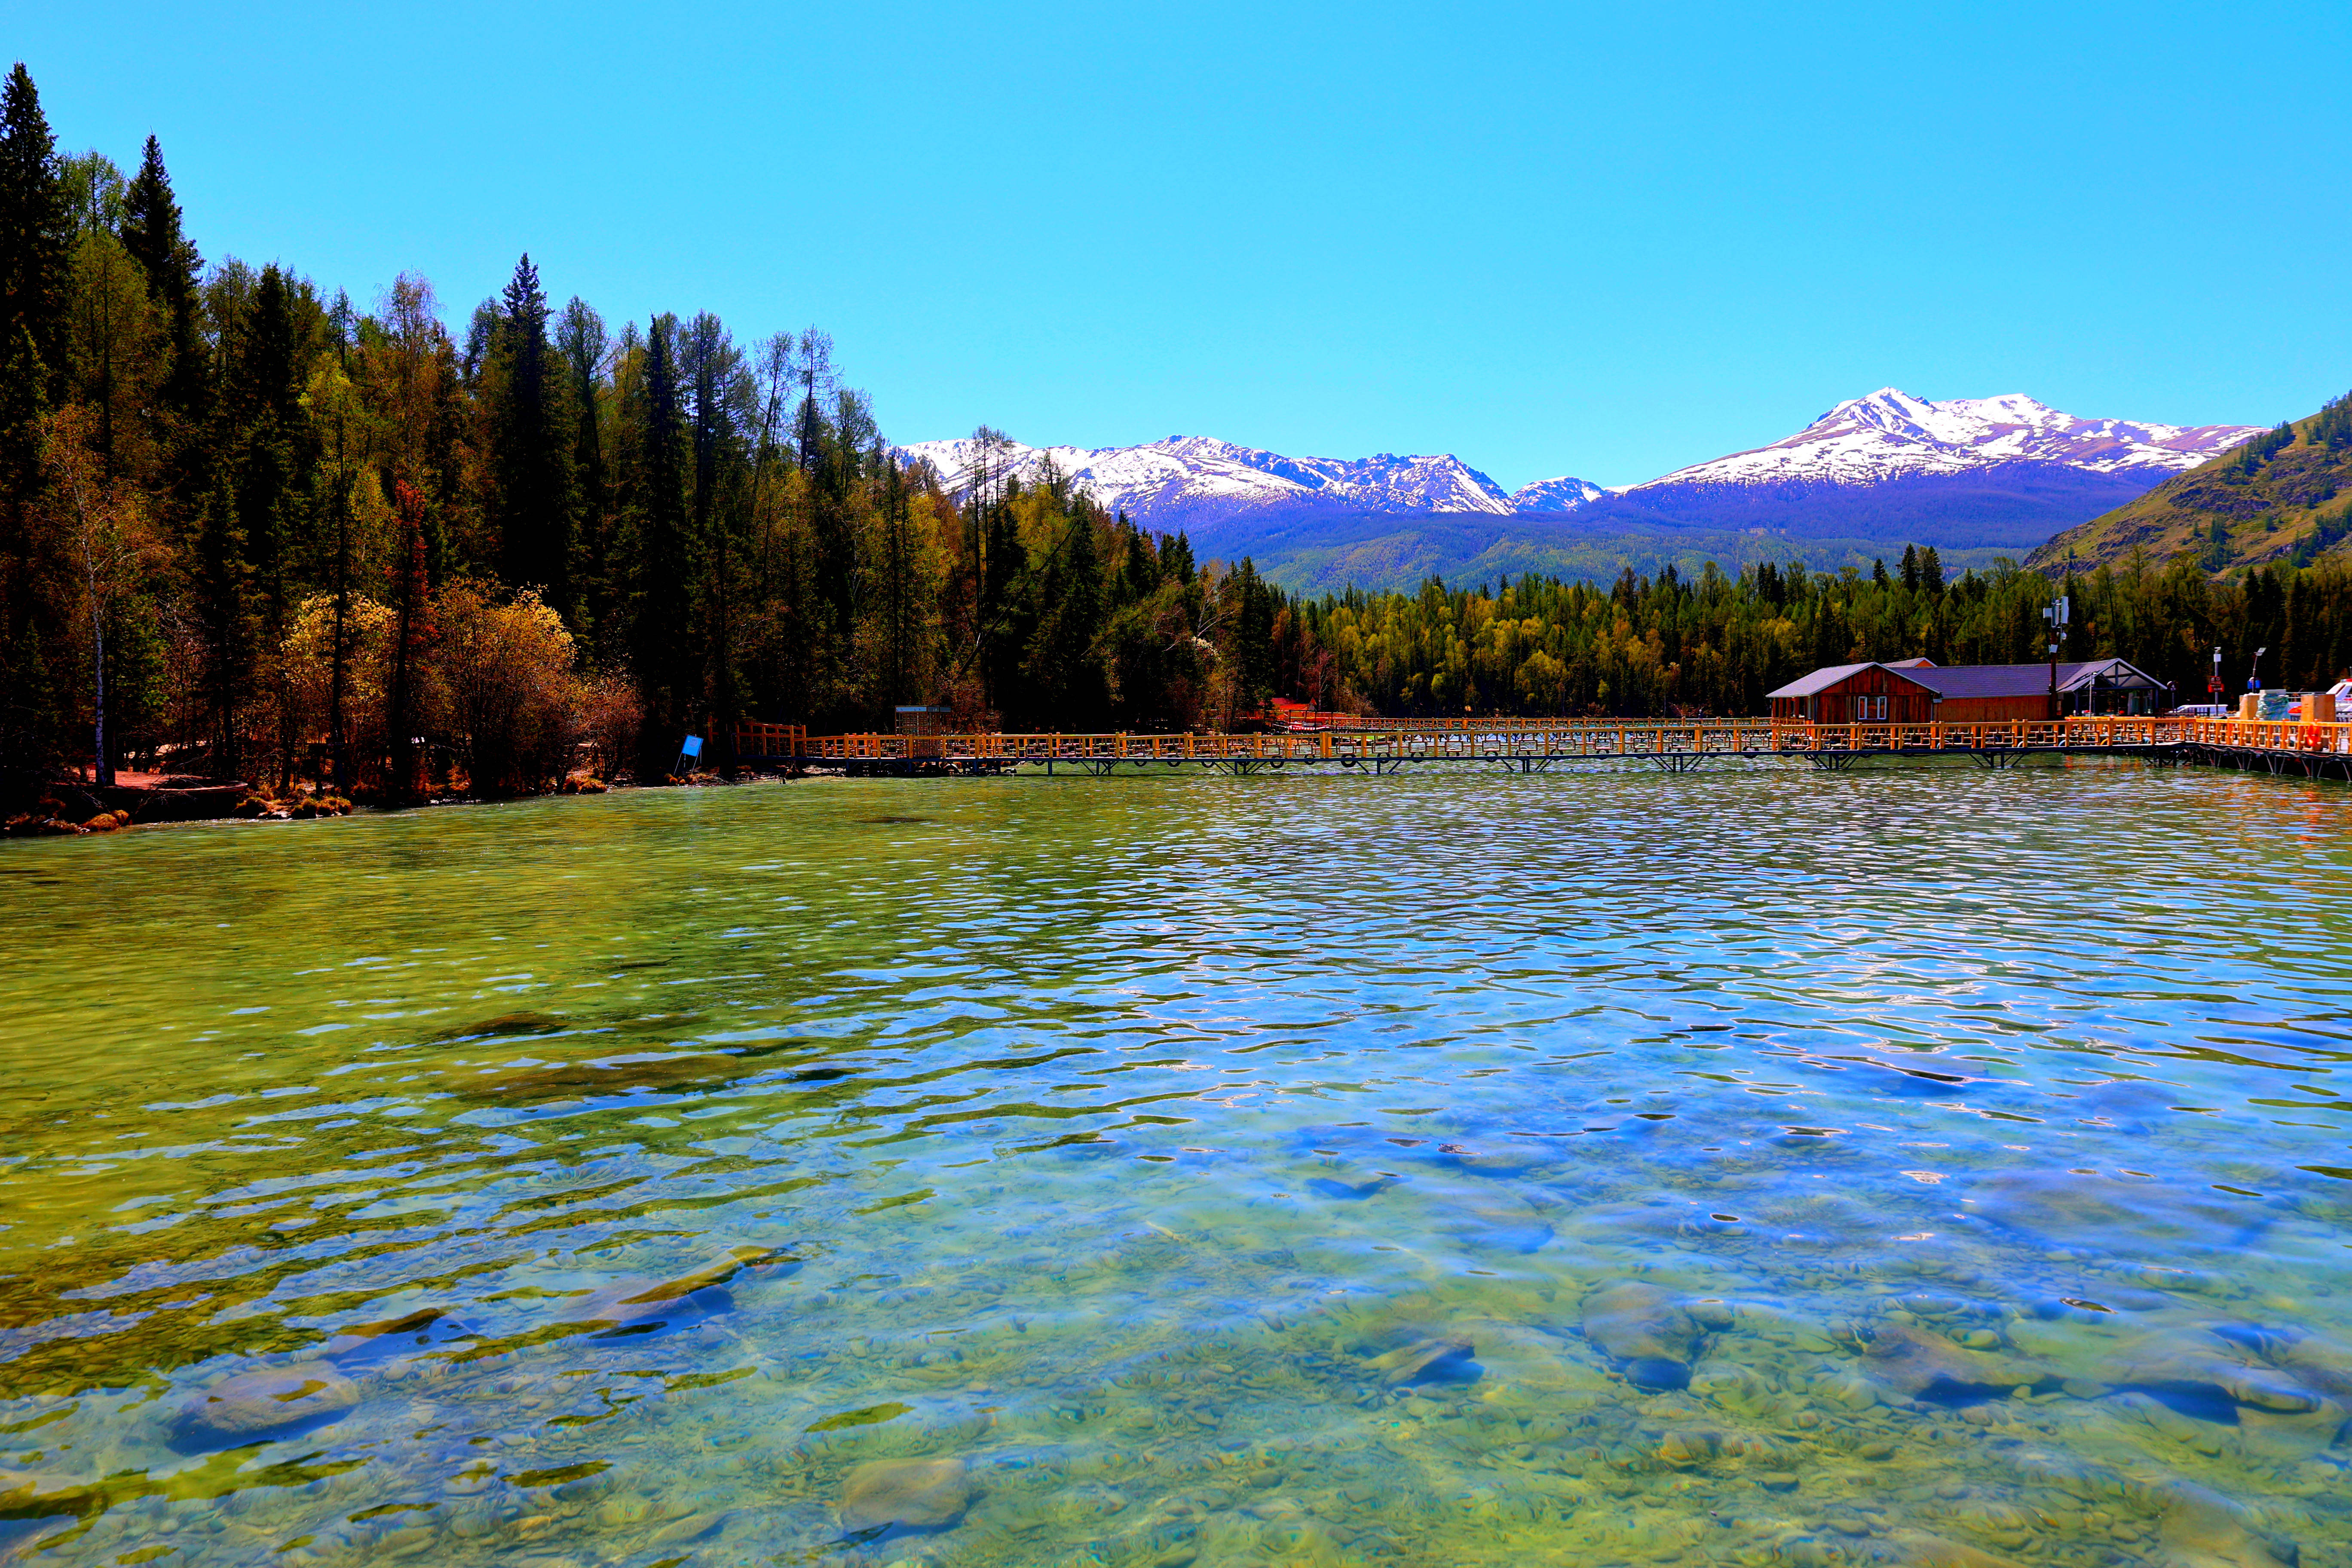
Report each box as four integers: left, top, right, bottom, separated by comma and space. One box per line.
1932, 695, 2057, 723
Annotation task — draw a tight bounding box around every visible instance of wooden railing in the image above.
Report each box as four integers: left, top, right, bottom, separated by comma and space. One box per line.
733, 722, 807, 759
743, 716, 2352, 765
2178, 716, 2352, 754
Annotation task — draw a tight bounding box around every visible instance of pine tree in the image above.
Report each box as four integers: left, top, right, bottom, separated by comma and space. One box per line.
681, 312, 744, 760
1029, 501, 1106, 724
0, 61, 72, 680
0, 64, 69, 393
493, 254, 571, 612
879, 454, 913, 705
193, 470, 254, 778
1162, 531, 1195, 585
225, 264, 310, 769
1917, 546, 1944, 597
556, 297, 608, 640
979, 495, 1031, 720
119, 135, 203, 423
2312, 387, 2352, 451
631, 315, 697, 775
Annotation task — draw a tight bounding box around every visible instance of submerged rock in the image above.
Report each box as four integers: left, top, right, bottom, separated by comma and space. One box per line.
1438, 1145, 1542, 1177
558, 1246, 788, 1335
2113, 1329, 2324, 1413
1886, 1528, 2031, 1568
2014, 1318, 2341, 1450
2157, 1483, 2298, 1568
172, 1363, 357, 1450
1436, 1203, 1553, 1255
2224, 1321, 2352, 1403
1861, 1323, 2048, 1402
322, 1307, 470, 1368
839, 1457, 972, 1533
1370, 1337, 1477, 1388
1307, 1174, 1397, 1201
562, 1278, 728, 1334
1456, 1319, 1613, 1400
1690, 1358, 1779, 1419
1969, 1170, 2264, 1253
1582, 1282, 1706, 1390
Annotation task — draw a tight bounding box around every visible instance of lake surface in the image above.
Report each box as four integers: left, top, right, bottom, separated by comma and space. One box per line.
4, 762, 2352, 1568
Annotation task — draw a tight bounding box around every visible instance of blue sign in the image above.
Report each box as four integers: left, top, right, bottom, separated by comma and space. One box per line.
680, 734, 704, 758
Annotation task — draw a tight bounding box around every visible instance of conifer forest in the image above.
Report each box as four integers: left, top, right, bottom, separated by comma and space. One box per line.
3, 64, 2349, 804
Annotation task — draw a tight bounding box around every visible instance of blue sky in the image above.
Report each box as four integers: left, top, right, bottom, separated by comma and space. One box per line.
20, 2, 2352, 489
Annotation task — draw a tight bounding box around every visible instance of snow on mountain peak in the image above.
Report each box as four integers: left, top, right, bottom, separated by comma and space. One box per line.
1508, 475, 1614, 512
1640, 389, 2264, 492
895, 434, 1524, 524
895, 390, 2260, 538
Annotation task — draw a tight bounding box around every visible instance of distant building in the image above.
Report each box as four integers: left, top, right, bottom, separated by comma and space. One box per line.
1768, 658, 2168, 723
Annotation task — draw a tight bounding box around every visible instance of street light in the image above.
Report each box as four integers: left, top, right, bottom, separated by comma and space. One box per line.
2042, 596, 2069, 716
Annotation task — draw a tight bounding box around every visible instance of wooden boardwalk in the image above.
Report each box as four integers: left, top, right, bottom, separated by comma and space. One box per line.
735, 717, 2352, 781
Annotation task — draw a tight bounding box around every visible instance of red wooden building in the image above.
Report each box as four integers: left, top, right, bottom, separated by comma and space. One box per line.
1766, 662, 1936, 723
1769, 658, 2169, 723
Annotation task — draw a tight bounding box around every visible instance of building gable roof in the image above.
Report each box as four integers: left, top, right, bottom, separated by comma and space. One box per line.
1765, 662, 1933, 700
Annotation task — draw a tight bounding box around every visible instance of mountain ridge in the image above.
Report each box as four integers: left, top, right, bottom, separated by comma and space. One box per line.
898, 389, 2267, 593
2026, 389, 2352, 575
1635, 388, 2258, 492
896, 434, 1543, 523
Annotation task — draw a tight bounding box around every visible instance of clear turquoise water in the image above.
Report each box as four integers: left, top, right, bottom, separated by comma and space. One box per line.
3, 761, 2351, 1568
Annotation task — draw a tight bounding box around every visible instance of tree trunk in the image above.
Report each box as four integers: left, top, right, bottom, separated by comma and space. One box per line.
91, 609, 110, 787
328, 490, 351, 792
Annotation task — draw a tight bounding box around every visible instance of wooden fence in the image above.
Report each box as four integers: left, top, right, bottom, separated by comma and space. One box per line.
735, 716, 2352, 766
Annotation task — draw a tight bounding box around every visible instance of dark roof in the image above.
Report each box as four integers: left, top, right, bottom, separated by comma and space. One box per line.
1904, 660, 2165, 699
1900, 663, 2058, 699
1766, 662, 1933, 699
1769, 657, 2168, 702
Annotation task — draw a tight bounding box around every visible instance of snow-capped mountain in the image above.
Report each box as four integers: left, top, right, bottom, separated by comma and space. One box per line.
1633, 389, 2261, 494
897, 435, 1532, 525
896, 391, 2265, 579
1510, 474, 1614, 512
900, 391, 2257, 537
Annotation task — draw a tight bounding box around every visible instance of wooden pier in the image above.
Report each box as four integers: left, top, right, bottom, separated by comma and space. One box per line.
733, 717, 2352, 781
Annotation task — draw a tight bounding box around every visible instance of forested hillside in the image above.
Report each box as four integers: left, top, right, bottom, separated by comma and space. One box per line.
0, 65, 1263, 802
2027, 389, 2352, 576
1266, 548, 2352, 717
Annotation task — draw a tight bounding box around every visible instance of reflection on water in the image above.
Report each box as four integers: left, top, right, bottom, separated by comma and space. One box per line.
3, 763, 2351, 1566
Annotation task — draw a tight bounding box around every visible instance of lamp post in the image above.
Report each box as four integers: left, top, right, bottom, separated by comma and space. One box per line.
2209, 646, 2223, 712
2042, 596, 2069, 717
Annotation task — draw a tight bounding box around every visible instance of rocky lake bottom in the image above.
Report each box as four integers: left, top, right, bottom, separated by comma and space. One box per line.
2, 761, 2349, 1568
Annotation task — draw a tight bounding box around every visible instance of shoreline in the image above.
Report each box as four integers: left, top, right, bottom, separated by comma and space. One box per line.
1, 770, 800, 839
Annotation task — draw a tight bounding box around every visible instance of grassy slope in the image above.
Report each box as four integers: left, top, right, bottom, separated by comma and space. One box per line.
2026, 408, 2352, 576
1188, 463, 2159, 594
1235, 514, 2009, 597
